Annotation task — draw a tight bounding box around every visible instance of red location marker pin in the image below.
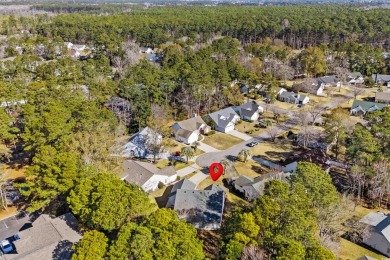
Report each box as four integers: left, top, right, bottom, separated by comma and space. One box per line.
209, 162, 224, 182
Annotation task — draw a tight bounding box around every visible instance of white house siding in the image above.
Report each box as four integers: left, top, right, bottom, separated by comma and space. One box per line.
216, 123, 235, 133
142, 175, 171, 192
164, 174, 177, 185
316, 86, 324, 96
187, 132, 199, 144
301, 97, 310, 104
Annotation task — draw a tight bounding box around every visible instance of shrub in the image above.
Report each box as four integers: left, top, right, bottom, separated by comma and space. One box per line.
176, 176, 181, 181
206, 130, 216, 136
158, 182, 165, 189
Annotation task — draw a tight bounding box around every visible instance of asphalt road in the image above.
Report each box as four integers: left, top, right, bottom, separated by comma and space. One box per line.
196, 118, 297, 167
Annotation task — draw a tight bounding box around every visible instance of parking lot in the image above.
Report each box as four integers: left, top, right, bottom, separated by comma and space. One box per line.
0, 212, 31, 242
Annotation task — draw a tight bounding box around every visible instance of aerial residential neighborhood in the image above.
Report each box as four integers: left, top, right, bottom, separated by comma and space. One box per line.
0, 2, 390, 260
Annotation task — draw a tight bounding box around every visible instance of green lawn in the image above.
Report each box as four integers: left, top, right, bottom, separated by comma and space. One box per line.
203, 132, 243, 150
155, 159, 195, 171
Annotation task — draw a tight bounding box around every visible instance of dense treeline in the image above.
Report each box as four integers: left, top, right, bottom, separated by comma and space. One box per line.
32, 4, 134, 14
34, 6, 390, 49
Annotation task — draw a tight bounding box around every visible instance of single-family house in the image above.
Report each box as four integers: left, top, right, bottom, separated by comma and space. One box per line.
347, 72, 364, 85
375, 92, 390, 104
166, 179, 225, 230
258, 86, 286, 98
372, 74, 390, 88
172, 116, 210, 144
359, 212, 390, 257
140, 47, 154, 54
121, 127, 167, 159
239, 101, 263, 121
232, 172, 291, 202
350, 100, 387, 115
121, 160, 177, 192
278, 91, 309, 105
3, 213, 81, 260
317, 75, 341, 87
207, 107, 240, 133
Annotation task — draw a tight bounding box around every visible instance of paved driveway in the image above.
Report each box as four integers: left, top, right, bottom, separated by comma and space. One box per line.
189, 171, 209, 187
176, 163, 200, 177
228, 130, 252, 141
0, 212, 32, 242
198, 142, 220, 153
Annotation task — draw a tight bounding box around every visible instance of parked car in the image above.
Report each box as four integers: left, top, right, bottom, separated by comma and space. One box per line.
247, 141, 258, 147
0, 240, 13, 254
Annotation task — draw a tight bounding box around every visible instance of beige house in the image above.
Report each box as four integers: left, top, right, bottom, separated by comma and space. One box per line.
375, 92, 390, 104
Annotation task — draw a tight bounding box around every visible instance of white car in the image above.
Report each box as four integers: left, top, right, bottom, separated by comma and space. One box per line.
0, 239, 13, 253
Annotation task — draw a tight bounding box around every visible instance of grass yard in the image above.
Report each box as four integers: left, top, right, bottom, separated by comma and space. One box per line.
2, 164, 26, 179
250, 140, 293, 162
155, 159, 195, 171
203, 132, 243, 150
234, 159, 268, 178
197, 176, 249, 206
163, 138, 204, 156
0, 206, 18, 221
339, 238, 385, 260
337, 205, 390, 260
235, 121, 268, 137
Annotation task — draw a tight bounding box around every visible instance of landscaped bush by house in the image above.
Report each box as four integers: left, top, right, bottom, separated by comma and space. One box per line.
176, 176, 181, 181
236, 120, 242, 125
158, 182, 165, 189
206, 130, 216, 136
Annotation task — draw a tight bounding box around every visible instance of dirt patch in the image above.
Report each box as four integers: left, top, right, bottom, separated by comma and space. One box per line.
0, 206, 18, 220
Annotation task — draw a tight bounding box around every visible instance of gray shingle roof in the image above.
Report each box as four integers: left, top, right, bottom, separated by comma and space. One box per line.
158, 166, 176, 177
372, 74, 390, 83
176, 128, 194, 139
176, 116, 208, 132
376, 92, 390, 102
360, 212, 390, 243
318, 75, 339, 85
234, 176, 255, 187
240, 102, 260, 118
6, 213, 81, 260
348, 72, 363, 79
122, 160, 156, 187
208, 107, 239, 128
122, 160, 176, 187
173, 189, 225, 230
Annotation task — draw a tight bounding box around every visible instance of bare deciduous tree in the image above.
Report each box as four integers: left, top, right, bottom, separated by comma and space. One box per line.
368, 160, 390, 208
122, 40, 142, 67
308, 104, 326, 125
351, 87, 366, 100
241, 245, 265, 260
266, 126, 279, 142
